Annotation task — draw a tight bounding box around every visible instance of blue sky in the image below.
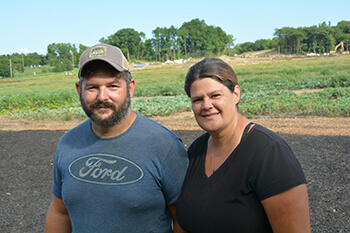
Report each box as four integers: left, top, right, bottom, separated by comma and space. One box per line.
1, 0, 349, 55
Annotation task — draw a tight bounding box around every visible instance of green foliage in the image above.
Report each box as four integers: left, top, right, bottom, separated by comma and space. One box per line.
2, 19, 350, 72
134, 85, 184, 97
100, 28, 142, 60
274, 21, 350, 54
0, 90, 78, 115
240, 87, 350, 118
132, 95, 191, 117
1, 55, 350, 120
0, 57, 11, 77
51, 58, 73, 72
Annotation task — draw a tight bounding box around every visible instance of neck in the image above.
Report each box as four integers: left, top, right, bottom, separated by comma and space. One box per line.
210, 114, 247, 147
91, 111, 137, 138
205, 114, 250, 176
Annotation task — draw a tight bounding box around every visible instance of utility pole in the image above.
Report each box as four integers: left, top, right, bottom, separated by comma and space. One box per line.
22, 54, 24, 68
72, 51, 74, 67
10, 59, 13, 79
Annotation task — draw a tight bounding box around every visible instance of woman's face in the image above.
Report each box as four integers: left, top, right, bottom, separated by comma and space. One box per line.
189, 77, 240, 134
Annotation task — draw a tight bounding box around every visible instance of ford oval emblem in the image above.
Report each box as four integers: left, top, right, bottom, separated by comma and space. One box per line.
69, 154, 144, 185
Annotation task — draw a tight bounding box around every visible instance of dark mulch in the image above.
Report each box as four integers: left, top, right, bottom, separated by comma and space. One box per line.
0, 130, 349, 232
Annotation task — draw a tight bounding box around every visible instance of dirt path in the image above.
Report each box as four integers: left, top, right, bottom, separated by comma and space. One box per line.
1, 113, 349, 136
0, 114, 349, 232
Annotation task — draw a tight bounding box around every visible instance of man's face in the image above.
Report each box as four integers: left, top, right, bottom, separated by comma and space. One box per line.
77, 70, 134, 127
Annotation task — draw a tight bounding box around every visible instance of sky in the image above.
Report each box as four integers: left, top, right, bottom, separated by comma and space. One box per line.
1, 0, 349, 56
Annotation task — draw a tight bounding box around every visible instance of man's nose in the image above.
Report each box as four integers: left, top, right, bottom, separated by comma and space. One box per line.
97, 87, 109, 101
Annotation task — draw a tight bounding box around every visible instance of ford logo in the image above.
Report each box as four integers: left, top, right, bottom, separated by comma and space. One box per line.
69, 154, 144, 185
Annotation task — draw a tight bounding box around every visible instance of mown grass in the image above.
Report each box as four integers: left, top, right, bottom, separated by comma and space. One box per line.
1, 55, 349, 121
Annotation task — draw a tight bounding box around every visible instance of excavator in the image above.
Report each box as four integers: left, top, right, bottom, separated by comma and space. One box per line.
329, 41, 344, 54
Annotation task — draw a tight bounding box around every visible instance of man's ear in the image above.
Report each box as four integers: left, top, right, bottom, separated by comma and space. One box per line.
75, 82, 81, 96
129, 79, 136, 98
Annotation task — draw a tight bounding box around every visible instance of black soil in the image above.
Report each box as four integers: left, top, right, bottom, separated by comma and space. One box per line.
0, 130, 349, 232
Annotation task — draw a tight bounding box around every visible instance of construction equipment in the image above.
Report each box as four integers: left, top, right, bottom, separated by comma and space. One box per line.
329, 41, 344, 54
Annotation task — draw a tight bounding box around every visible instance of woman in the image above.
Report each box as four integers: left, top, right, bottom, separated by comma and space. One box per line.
176, 58, 310, 233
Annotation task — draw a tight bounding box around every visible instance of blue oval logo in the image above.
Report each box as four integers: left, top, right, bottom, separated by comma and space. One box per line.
69, 154, 144, 185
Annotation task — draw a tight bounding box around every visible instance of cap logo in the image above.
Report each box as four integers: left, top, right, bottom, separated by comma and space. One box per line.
90, 46, 107, 58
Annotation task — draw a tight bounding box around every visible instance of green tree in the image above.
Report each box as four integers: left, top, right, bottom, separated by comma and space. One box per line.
8, 53, 24, 73
100, 28, 141, 60
0, 56, 11, 77
151, 27, 163, 61
168, 25, 179, 60
302, 26, 318, 53
336, 21, 350, 51
46, 43, 75, 72
141, 39, 156, 61
291, 28, 306, 54
227, 34, 236, 56
204, 26, 229, 56
137, 32, 146, 60
179, 19, 207, 57
25, 53, 45, 66
233, 42, 257, 54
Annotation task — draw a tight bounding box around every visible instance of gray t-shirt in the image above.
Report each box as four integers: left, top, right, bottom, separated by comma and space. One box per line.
52, 113, 189, 233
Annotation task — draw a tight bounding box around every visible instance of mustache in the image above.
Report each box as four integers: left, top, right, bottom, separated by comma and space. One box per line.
90, 101, 115, 109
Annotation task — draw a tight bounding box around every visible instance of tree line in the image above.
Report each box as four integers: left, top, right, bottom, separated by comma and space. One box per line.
1, 19, 349, 78
275, 21, 350, 54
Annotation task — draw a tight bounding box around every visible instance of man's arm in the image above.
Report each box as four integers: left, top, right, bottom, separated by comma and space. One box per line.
168, 204, 187, 233
45, 195, 72, 233
261, 184, 311, 233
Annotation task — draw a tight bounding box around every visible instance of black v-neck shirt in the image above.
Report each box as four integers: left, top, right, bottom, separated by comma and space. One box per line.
176, 124, 306, 233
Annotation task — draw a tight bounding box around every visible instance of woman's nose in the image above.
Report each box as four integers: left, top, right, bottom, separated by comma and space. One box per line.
202, 98, 213, 110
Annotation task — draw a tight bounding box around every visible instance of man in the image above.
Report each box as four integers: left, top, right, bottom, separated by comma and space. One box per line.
45, 43, 189, 233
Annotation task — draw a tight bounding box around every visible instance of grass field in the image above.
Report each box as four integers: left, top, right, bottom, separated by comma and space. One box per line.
1, 55, 349, 121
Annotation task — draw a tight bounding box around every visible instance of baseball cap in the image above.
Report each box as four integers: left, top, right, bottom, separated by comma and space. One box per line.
78, 43, 130, 77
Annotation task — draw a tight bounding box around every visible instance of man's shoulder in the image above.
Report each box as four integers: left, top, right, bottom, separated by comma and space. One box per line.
59, 120, 91, 141
135, 114, 180, 139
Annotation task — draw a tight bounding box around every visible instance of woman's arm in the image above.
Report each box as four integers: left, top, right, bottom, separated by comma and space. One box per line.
261, 184, 311, 233
168, 204, 188, 233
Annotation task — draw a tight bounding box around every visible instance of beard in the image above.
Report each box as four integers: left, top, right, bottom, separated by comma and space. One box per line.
80, 92, 131, 127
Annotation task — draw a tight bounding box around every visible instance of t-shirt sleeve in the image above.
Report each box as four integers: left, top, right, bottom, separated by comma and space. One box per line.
51, 149, 63, 199
251, 139, 306, 200
160, 139, 189, 205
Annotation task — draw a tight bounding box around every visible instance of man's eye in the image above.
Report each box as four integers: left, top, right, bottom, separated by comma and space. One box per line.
108, 84, 120, 88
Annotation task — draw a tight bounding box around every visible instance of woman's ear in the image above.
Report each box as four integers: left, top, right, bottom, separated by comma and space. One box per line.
233, 85, 241, 105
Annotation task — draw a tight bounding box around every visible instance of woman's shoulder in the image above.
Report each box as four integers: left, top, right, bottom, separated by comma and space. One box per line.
250, 123, 285, 143
187, 132, 210, 156
191, 132, 210, 145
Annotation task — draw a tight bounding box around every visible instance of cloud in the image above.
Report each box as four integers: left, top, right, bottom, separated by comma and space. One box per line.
18, 48, 32, 54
